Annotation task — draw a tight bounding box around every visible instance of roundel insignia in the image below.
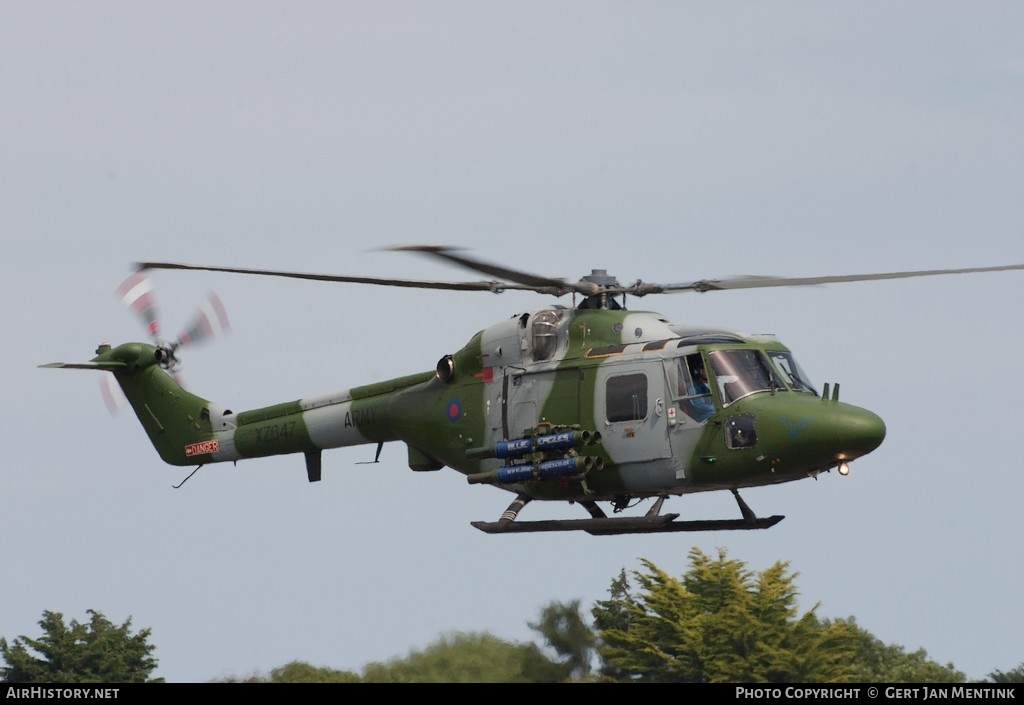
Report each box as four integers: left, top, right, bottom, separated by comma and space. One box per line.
446, 398, 462, 422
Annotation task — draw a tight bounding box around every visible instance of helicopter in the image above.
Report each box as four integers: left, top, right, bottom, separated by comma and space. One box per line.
41, 246, 1024, 535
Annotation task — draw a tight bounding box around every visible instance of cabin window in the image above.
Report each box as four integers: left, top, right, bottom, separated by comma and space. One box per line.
606, 373, 648, 422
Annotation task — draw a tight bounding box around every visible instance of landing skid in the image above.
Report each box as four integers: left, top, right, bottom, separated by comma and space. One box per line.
471, 491, 785, 535
471, 514, 784, 535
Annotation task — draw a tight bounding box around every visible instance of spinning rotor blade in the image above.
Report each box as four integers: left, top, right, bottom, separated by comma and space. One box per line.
158, 292, 231, 375
382, 244, 598, 296
135, 261, 556, 294
176, 291, 230, 348
645, 263, 1024, 296
100, 372, 125, 416
140, 245, 602, 296
137, 249, 1024, 303
116, 270, 161, 340
115, 270, 230, 375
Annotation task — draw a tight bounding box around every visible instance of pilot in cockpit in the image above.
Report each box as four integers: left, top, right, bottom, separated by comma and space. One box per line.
679, 358, 715, 422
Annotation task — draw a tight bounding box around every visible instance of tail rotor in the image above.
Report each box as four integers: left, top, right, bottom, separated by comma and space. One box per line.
107, 270, 230, 409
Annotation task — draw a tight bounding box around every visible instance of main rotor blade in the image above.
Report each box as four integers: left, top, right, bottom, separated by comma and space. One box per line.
638, 263, 1024, 295
135, 261, 555, 294
383, 244, 600, 296
139, 257, 1024, 300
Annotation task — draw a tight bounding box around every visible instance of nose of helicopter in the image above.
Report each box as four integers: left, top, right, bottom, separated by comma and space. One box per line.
833, 405, 887, 460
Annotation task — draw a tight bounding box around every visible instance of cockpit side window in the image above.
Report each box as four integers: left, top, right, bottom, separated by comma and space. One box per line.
766, 350, 817, 394
675, 353, 715, 421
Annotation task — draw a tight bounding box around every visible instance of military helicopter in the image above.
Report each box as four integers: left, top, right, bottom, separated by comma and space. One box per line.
42, 246, 1024, 535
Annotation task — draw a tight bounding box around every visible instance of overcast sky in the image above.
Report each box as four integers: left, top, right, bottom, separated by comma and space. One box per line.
3, 2, 1023, 683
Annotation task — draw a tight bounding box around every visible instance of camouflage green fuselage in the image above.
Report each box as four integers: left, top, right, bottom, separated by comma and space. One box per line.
98, 305, 885, 505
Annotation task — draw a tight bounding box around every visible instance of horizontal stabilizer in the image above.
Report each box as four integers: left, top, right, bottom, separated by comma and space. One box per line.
39, 361, 127, 371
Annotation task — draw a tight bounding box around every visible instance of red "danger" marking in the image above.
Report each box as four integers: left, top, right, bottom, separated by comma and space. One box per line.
185, 440, 219, 457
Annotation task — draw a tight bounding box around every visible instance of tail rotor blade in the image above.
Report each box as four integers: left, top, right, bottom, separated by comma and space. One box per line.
99, 372, 125, 415
116, 270, 160, 340
113, 271, 229, 377
176, 291, 230, 347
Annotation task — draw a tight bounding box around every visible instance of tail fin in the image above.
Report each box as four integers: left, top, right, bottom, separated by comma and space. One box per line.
42, 342, 219, 466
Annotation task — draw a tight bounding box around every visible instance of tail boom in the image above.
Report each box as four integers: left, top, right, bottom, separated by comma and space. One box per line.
43, 342, 412, 469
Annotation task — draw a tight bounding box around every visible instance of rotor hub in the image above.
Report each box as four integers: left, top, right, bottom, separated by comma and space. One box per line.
581, 269, 619, 289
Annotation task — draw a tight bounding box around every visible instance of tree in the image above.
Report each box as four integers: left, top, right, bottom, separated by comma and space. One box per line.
215, 660, 361, 683
825, 617, 964, 683
988, 662, 1024, 683
1, 609, 161, 683
591, 568, 638, 682
528, 599, 596, 681
360, 631, 565, 683
266, 661, 361, 683
593, 548, 859, 683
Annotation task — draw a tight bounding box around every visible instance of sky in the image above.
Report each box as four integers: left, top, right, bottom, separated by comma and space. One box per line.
3, 2, 1023, 683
